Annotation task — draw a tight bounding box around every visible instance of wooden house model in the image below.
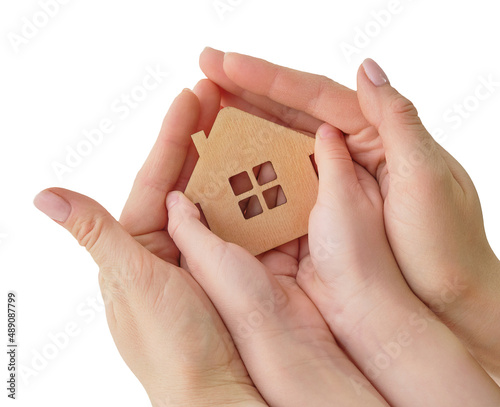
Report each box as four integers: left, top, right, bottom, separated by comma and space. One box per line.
184, 107, 318, 255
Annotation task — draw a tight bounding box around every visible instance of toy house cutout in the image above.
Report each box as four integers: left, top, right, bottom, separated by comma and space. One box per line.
184, 107, 318, 255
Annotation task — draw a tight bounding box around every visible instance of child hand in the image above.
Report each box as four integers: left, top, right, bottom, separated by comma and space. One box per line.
300, 122, 500, 406
199, 47, 500, 377
166, 190, 388, 407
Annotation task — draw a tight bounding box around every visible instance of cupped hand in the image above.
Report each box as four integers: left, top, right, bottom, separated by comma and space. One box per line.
35, 85, 266, 407
198, 47, 500, 376
166, 141, 387, 406
302, 122, 500, 406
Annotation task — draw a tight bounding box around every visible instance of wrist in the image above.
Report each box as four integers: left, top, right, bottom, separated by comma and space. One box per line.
147, 374, 266, 407
443, 251, 500, 375
317, 266, 419, 345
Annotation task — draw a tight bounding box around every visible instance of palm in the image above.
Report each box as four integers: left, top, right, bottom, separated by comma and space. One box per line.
116, 85, 260, 400
122, 84, 381, 404
196, 49, 498, 339
117, 77, 320, 335
115, 80, 348, 401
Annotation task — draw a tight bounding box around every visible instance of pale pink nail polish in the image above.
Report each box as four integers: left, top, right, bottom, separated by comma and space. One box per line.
362, 58, 390, 87
34, 190, 71, 222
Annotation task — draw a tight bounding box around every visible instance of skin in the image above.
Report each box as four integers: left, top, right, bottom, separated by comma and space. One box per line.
35, 83, 388, 406
304, 121, 500, 406
198, 47, 500, 378
34, 53, 500, 404
165, 71, 500, 406
35, 87, 266, 407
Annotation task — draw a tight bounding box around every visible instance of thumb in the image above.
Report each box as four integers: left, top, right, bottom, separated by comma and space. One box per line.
34, 188, 145, 274
314, 123, 359, 205
166, 191, 281, 316
357, 58, 441, 180
166, 190, 263, 283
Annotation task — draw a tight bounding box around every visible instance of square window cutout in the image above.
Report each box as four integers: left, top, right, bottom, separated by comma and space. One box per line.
252, 161, 277, 185
229, 171, 253, 196
238, 195, 263, 219
263, 185, 287, 210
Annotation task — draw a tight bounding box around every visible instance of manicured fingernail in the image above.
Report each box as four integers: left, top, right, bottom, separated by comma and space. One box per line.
362, 58, 389, 87
34, 190, 71, 222
166, 191, 180, 210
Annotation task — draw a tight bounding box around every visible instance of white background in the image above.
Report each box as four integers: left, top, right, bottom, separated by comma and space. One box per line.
1, 0, 499, 405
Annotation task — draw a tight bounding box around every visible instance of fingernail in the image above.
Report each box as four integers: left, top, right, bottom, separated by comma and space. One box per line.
182, 88, 192, 93
224, 52, 235, 61
318, 124, 340, 139
166, 191, 180, 210
34, 190, 71, 222
362, 58, 389, 87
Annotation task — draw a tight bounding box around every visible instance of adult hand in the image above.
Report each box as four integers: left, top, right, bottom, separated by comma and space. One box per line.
198, 47, 500, 377
165, 116, 500, 406
34, 85, 267, 406
302, 122, 500, 406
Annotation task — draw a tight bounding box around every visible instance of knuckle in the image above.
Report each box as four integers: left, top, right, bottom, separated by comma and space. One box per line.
306, 75, 329, 113
277, 104, 299, 128
98, 250, 153, 303
168, 204, 199, 240
208, 239, 231, 267
98, 268, 129, 314
321, 142, 351, 162
73, 213, 108, 252
386, 94, 421, 126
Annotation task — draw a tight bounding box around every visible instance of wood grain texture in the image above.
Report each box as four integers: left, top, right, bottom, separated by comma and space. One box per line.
184, 107, 318, 255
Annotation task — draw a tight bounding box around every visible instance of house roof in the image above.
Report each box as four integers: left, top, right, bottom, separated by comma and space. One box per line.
185, 107, 315, 204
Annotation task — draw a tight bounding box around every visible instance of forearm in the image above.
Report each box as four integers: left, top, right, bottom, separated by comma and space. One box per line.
330, 275, 500, 406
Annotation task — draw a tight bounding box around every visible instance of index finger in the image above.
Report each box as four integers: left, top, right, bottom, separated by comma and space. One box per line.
200, 47, 323, 133
222, 51, 369, 134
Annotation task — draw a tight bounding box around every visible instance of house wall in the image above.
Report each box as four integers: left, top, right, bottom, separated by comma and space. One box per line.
185, 107, 318, 255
